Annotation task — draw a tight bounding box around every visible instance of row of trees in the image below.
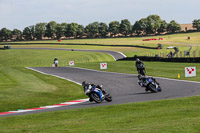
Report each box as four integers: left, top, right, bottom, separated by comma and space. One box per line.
0, 15, 199, 41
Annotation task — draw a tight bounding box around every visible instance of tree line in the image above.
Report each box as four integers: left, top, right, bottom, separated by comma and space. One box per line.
0, 14, 199, 41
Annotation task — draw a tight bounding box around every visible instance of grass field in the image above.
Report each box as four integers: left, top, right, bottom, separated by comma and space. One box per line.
0, 32, 200, 132
2, 32, 200, 57
2, 32, 200, 46
1, 96, 200, 133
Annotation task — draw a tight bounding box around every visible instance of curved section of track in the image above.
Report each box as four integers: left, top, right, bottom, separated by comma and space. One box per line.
2, 66, 200, 117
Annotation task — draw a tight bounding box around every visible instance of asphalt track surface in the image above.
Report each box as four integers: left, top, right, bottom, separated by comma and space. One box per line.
2, 66, 200, 117
14, 48, 126, 60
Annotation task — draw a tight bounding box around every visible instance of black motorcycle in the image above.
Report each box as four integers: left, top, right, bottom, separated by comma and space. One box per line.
137, 64, 145, 75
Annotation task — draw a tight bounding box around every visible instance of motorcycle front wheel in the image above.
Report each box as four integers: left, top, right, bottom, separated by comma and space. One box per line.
90, 92, 102, 103
148, 84, 157, 93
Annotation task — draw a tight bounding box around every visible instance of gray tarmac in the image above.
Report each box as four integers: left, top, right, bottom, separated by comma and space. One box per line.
2, 66, 200, 117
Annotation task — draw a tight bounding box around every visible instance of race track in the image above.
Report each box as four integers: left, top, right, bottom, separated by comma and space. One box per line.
2, 66, 200, 117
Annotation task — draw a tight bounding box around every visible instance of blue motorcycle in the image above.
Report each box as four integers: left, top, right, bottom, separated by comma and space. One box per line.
146, 77, 162, 93
138, 75, 162, 93
82, 81, 112, 103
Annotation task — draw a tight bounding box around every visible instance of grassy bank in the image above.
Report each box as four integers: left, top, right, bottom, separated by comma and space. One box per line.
0, 67, 86, 112
1, 95, 200, 132
0, 49, 114, 67
0, 49, 113, 112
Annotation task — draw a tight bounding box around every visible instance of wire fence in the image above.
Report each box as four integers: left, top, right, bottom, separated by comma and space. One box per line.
145, 50, 200, 58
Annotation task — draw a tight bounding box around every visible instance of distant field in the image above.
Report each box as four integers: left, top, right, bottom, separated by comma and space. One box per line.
1, 32, 200, 57
2, 32, 200, 46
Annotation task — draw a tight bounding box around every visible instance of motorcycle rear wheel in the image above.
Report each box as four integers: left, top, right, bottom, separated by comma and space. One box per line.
105, 94, 112, 102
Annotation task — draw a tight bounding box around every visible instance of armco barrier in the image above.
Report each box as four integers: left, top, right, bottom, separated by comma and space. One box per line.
117, 56, 200, 63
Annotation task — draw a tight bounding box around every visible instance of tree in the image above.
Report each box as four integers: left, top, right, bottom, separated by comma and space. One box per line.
35, 23, 46, 40
132, 21, 142, 36
192, 19, 200, 31
66, 23, 79, 38
146, 15, 163, 34
167, 20, 181, 33
60, 23, 68, 38
120, 19, 132, 36
23, 26, 35, 40
109, 21, 120, 37
12, 29, 22, 41
157, 20, 168, 34
99, 22, 108, 38
85, 22, 99, 38
133, 18, 148, 36
55, 24, 66, 39
0, 28, 12, 41
46, 21, 57, 39
77, 25, 85, 38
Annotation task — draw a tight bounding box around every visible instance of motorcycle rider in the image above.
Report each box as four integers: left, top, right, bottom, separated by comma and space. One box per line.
138, 74, 148, 88
54, 57, 58, 67
82, 81, 105, 102
138, 74, 161, 92
135, 58, 145, 75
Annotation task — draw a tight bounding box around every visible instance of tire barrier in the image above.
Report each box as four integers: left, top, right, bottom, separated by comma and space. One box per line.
117, 56, 200, 63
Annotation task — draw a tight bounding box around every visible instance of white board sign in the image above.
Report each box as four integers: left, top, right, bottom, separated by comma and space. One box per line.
185, 67, 196, 77
100, 63, 107, 69
69, 61, 74, 66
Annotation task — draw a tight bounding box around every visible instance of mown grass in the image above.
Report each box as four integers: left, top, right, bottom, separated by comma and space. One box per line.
0, 49, 114, 67
0, 49, 114, 112
0, 67, 87, 112
75, 61, 200, 81
1, 95, 200, 133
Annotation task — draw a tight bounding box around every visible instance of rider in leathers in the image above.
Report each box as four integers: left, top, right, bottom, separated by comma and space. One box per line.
135, 58, 145, 75
82, 81, 105, 102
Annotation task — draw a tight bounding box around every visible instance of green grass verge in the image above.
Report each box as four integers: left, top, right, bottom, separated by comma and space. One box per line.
1, 95, 200, 133
75, 61, 200, 82
0, 67, 87, 112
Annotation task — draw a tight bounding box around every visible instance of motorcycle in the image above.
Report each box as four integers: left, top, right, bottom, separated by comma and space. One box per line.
137, 64, 145, 75
82, 81, 112, 103
138, 76, 162, 93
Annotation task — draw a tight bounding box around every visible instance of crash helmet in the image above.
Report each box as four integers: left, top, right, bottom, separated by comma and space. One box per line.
138, 74, 142, 80
136, 58, 140, 62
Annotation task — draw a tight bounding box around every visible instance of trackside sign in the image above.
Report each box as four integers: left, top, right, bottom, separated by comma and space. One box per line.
100, 63, 107, 69
185, 67, 196, 77
69, 61, 74, 66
